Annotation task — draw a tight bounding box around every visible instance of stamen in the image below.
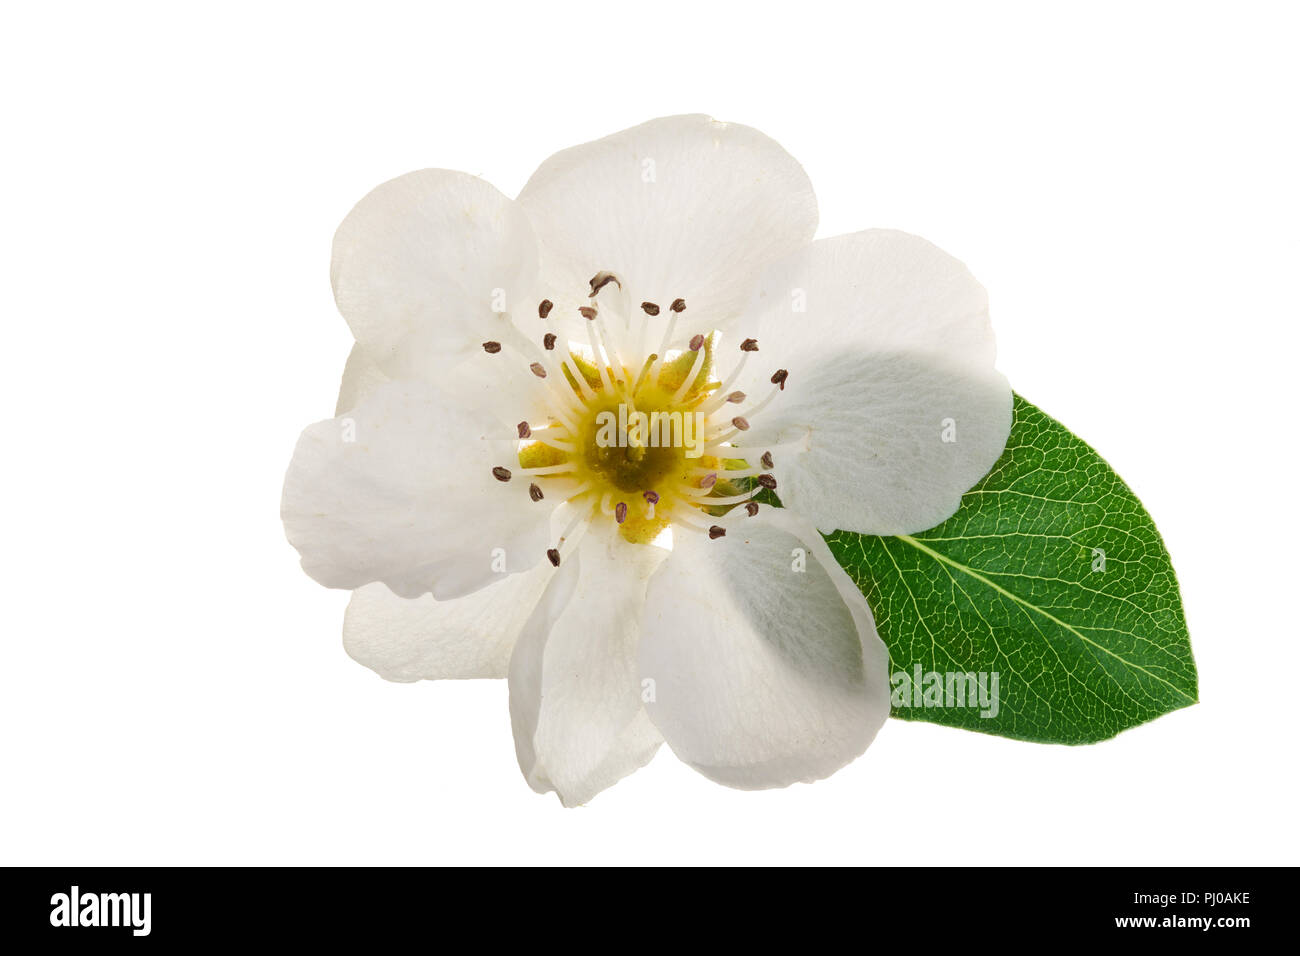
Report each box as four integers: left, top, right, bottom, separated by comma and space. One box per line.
548, 503, 595, 566
688, 333, 704, 351
491, 466, 512, 482
771, 368, 789, 390
589, 271, 622, 296
517, 421, 531, 439
641, 302, 660, 316
529, 483, 544, 502
579, 306, 597, 320
699, 473, 717, 488
702, 492, 756, 507
482, 341, 502, 353
740, 338, 759, 351
668, 344, 706, 404
615, 501, 627, 523
745, 502, 759, 516
650, 297, 686, 379
731, 416, 750, 431
529, 362, 547, 378
530, 433, 575, 452
584, 319, 617, 392
698, 342, 754, 415
562, 352, 598, 401
518, 464, 574, 477
761, 451, 774, 469
543, 333, 557, 350
757, 474, 777, 489
538, 300, 554, 319
708, 525, 727, 539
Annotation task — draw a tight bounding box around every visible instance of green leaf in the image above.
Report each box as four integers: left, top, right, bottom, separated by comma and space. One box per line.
824, 394, 1196, 744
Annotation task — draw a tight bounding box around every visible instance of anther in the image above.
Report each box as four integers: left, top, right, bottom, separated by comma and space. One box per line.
740, 338, 759, 352
745, 502, 759, 516
547, 548, 561, 567
689, 333, 704, 351
727, 391, 745, 403
492, 466, 512, 482
482, 341, 502, 353
529, 483, 544, 502
538, 299, 554, 319
771, 368, 789, 390
529, 362, 547, 378
732, 416, 750, 431
643, 490, 660, 504
757, 474, 777, 490
699, 473, 717, 488
517, 421, 531, 439
578, 306, 597, 320
761, 451, 774, 469
641, 302, 660, 316
670, 298, 687, 313
543, 332, 557, 350
615, 501, 628, 523
589, 271, 622, 296
708, 525, 727, 539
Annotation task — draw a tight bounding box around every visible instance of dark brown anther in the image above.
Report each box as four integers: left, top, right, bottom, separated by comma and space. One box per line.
745, 502, 759, 517
761, 451, 774, 469
530, 362, 547, 378
740, 338, 759, 352
643, 490, 660, 504
543, 332, 557, 350
538, 299, 554, 319
688, 333, 704, 351
670, 298, 687, 313
615, 501, 628, 523
757, 474, 777, 490
578, 306, 597, 320
731, 416, 750, 431
727, 391, 745, 403
482, 341, 502, 353
529, 483, 544, 502
771, 368, 789, 390
492, 466, 512, 482
699, 473, 717, 488
589, 271, 622, 296
547, 548, 561, 567
708, 525, 727, 539
517, 421, 531, 439
641, 301, 660, 316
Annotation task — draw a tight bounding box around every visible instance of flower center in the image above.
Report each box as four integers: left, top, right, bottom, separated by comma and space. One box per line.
483, 273, 788, 566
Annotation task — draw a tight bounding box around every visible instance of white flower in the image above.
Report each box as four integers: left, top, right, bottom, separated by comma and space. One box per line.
282, 115, 1011, 805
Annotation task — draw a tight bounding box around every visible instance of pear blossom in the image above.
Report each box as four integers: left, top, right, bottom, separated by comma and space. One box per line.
282, 115, 1011, 805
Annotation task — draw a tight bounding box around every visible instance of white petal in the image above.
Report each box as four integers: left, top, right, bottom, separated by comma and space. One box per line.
508, 525, 667, 806
344, 560, 553, 682
331, 169, 540, 379
517, 115, 817, 335
335, 343, 390, 415
640, 509, 890, 790
738, 230, 1012, 535
282, 380, 551, 600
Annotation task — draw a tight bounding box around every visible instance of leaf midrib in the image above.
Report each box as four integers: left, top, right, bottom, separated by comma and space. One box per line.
895, 534, 1196, 703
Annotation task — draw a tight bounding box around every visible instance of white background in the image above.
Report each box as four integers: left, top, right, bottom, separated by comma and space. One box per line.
3, 1, 1296, 865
